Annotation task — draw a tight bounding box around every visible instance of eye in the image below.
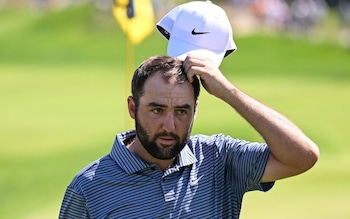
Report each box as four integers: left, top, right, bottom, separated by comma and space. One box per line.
152, 108, 163, 114
176, 109, 187, 115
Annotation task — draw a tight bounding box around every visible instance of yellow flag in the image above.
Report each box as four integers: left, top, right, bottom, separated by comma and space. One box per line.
113, 0, 154, 45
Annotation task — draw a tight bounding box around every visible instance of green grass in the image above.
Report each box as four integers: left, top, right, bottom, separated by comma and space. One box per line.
0, 4, 349, 219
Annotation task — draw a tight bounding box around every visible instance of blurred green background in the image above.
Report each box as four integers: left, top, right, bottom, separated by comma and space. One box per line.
0, 1, 349, 218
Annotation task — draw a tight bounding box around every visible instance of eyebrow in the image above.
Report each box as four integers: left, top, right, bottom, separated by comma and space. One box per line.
147, 102, 192, 109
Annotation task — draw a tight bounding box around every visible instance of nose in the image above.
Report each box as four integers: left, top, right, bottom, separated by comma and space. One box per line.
162, 112, 176, 133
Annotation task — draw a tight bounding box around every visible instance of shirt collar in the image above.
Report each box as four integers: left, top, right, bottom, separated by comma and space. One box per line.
176, 143, 197, 167
110, 130, 197, 174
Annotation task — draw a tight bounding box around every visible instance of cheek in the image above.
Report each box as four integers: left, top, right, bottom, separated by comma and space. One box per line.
137, 112, 161, 133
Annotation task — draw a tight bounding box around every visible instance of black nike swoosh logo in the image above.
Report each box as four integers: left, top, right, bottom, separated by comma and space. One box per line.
191, 28, 211, 35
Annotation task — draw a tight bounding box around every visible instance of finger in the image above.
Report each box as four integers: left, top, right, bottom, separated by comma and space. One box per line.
183, 55, 196, 83
186, 65, 196, 83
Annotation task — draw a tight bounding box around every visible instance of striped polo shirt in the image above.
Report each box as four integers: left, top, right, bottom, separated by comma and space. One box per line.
59, 130, 274, 219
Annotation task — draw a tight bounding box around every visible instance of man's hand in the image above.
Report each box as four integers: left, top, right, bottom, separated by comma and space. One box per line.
183, 53, 232, 100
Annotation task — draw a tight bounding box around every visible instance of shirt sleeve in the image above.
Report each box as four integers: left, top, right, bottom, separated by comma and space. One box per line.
222, 136, 274, 192
59, 186, 91, 219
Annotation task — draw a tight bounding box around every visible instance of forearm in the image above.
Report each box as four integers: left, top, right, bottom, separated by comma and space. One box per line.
223, 84, 319, 179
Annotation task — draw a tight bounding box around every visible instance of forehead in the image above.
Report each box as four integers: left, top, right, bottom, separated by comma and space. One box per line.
141, 72, 195, 106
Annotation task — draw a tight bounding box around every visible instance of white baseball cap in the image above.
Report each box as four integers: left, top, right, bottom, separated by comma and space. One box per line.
156, 0, 237, 67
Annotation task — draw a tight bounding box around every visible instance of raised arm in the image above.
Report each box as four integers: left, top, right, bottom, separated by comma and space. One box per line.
183, 53, 319, 182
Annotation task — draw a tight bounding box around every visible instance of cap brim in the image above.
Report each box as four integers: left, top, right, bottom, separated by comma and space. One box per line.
167, 35, 225, 67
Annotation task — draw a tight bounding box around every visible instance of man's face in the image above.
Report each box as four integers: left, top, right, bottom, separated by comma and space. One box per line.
134, 73, 197, 160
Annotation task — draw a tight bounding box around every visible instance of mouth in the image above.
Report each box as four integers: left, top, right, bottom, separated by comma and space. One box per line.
157, 136, 176, 146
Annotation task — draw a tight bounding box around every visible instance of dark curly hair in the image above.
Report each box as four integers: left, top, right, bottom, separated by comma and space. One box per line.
131, 55, 200, 109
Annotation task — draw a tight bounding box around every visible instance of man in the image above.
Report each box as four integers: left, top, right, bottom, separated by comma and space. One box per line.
59, 54, 319, 218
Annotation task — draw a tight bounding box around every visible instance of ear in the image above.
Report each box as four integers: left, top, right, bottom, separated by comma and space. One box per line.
194, 100, 199, 119
127, 96, 136, 119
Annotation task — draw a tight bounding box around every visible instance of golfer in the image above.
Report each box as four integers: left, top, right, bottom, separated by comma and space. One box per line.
59, 54, 319, 218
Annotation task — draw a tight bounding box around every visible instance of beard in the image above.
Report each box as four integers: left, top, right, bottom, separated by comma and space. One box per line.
135, 115, 191, 160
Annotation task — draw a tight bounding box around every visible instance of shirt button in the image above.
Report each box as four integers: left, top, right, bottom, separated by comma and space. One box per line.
151, 167, 156, 171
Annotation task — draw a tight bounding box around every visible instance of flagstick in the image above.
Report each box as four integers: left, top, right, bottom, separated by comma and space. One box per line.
125, 36, 134, 130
